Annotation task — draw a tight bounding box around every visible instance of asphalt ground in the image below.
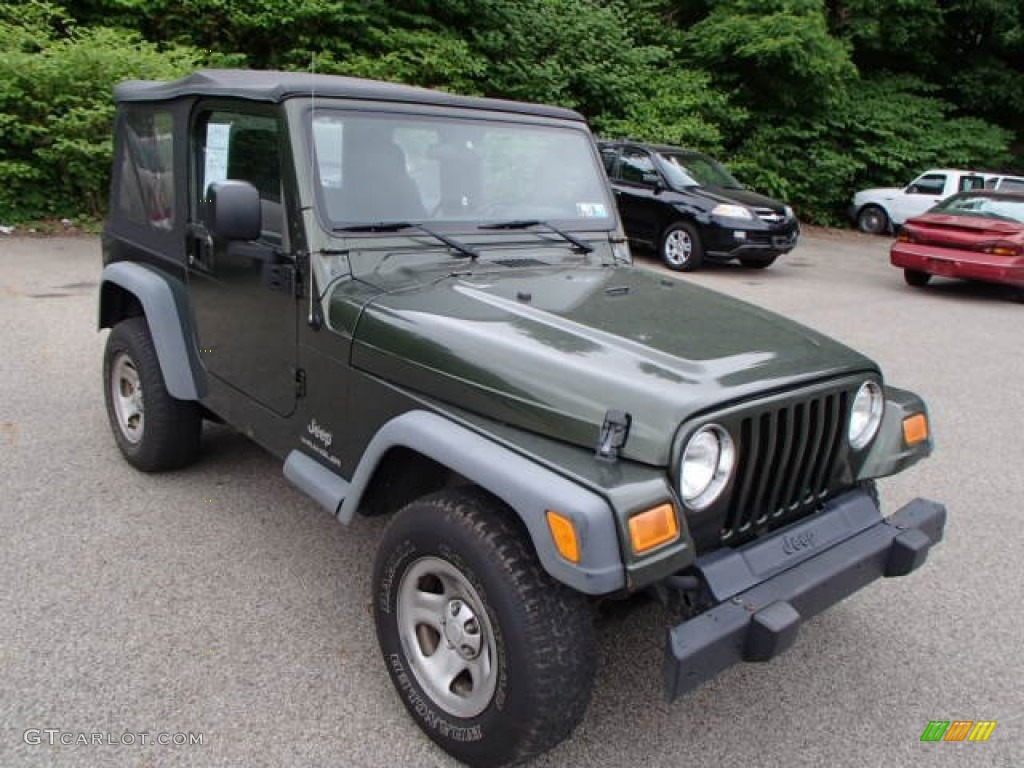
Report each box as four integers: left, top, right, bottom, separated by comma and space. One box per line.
0, 232, 1020, 767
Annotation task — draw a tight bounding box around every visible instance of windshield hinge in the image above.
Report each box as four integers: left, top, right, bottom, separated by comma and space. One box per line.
294, 368, 307, 399
595, 409, 631, 462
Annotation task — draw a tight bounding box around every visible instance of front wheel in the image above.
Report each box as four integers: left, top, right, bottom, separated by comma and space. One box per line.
904, 269, 932, 287
660, 222, 704, 271
856, 205, 889, 235
103, 317, 201, 471
373, 488, 595, 767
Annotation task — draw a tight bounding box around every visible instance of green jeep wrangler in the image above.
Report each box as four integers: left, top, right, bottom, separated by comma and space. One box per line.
99, 70, 945, 767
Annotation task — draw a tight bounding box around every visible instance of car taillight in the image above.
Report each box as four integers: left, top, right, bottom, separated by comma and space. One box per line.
982, 241, 1022, 257
897, 229, 916, 243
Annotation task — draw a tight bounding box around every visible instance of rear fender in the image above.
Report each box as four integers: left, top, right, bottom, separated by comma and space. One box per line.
99, 262, 205, 400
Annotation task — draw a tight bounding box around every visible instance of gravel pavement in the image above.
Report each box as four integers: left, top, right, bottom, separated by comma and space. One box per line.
0, 233, 1020, 767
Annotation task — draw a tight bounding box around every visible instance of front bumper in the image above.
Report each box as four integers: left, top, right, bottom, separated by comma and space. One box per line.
703, 220, 800, 259
664, 490, 946, 700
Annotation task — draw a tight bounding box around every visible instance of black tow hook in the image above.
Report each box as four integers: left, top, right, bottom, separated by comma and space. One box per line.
666, 574, 701, 592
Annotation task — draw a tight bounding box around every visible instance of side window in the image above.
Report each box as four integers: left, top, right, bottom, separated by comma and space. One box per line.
908, 174, 946, 195
620, 149, 656, 185
118, 109, 175, 229
195, 110, 284, 243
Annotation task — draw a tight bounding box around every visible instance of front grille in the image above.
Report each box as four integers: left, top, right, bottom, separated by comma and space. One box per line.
753, 207, 785, 224
720, 388, 849, 543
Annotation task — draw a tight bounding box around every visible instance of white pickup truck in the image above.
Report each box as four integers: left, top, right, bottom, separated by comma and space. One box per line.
849, 168, 1024, 234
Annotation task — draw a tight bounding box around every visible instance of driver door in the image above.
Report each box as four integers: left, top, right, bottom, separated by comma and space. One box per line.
186, 106, 298, 417
896, 173, 947, 222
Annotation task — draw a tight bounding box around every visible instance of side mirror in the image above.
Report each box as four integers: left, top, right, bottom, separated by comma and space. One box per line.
203, 180, 261, 241
642, 171, 664, 191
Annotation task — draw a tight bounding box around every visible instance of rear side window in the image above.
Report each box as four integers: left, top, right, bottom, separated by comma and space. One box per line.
959, 175, 986, 192
117, 109, 175, 229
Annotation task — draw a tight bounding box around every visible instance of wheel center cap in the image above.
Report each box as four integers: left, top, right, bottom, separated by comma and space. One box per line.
442, 599, 482, 660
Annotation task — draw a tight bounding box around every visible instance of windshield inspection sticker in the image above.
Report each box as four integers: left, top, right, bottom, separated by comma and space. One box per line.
576, 202, 608, 218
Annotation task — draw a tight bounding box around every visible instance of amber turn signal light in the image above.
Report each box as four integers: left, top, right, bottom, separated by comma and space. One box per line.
546, 511, 580, 563
628, 504, 679, 554
903, 413, 929, 446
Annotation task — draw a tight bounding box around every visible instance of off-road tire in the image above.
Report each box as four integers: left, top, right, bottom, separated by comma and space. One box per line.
373, 487, 595, 767
904, 269, 932, 288
103, 317, 201, 471
660, 222, 704, 271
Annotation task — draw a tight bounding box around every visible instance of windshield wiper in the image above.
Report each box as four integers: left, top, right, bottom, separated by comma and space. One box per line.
479, 219, 594, 254
334, 221, 479, 260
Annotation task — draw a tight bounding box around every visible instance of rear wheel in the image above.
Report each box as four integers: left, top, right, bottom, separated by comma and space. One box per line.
373, 488, 595, 767
660, 222, 703, 271
103, 317, 201, 471
904, 269, 932, 287
857, 205, 889, 235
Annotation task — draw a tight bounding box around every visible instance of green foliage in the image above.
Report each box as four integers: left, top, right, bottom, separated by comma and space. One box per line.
320, 27, 488, 93
69, 0, 355, 69
683, 0, 857, 113
593, 70, 741, 154
470, 0, 668, 114
0, 0, 1021, 224
0, 8, 201, 221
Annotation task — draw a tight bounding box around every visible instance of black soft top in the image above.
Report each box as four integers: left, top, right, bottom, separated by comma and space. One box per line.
115, 69, 584, 122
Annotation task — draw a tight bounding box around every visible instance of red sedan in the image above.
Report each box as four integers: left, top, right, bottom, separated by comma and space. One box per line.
890, 190, 1024, 291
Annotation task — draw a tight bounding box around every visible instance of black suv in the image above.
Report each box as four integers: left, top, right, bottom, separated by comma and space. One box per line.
599, 140, 800, 271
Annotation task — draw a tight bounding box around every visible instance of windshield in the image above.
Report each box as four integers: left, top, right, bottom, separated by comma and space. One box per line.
657, 151, 742, 189
310, 111, 614, 229
932, 194, 1024, 223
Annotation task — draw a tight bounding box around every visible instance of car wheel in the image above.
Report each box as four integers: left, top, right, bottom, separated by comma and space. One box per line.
103, 317, 201, 471
660, 222, 704, 271
903, 269, 932, 288
373, 488, 595, 767
856, 205, 889, 235
739, 255, 778, 269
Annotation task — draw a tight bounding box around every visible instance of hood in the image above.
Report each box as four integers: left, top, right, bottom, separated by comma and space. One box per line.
343, 265, 875, 466
855, 186, 902, 201
700, 185, 788, 212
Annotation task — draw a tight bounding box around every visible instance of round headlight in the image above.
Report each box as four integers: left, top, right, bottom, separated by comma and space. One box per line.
849, 381, 884, 450
680, 425, 735, 510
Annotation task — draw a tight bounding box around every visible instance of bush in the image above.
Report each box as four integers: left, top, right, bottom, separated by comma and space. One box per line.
0, 9, 200, 221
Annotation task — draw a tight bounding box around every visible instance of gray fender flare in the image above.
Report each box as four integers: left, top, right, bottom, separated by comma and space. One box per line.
287, 410, 626, 594
99, 262, 204, 400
